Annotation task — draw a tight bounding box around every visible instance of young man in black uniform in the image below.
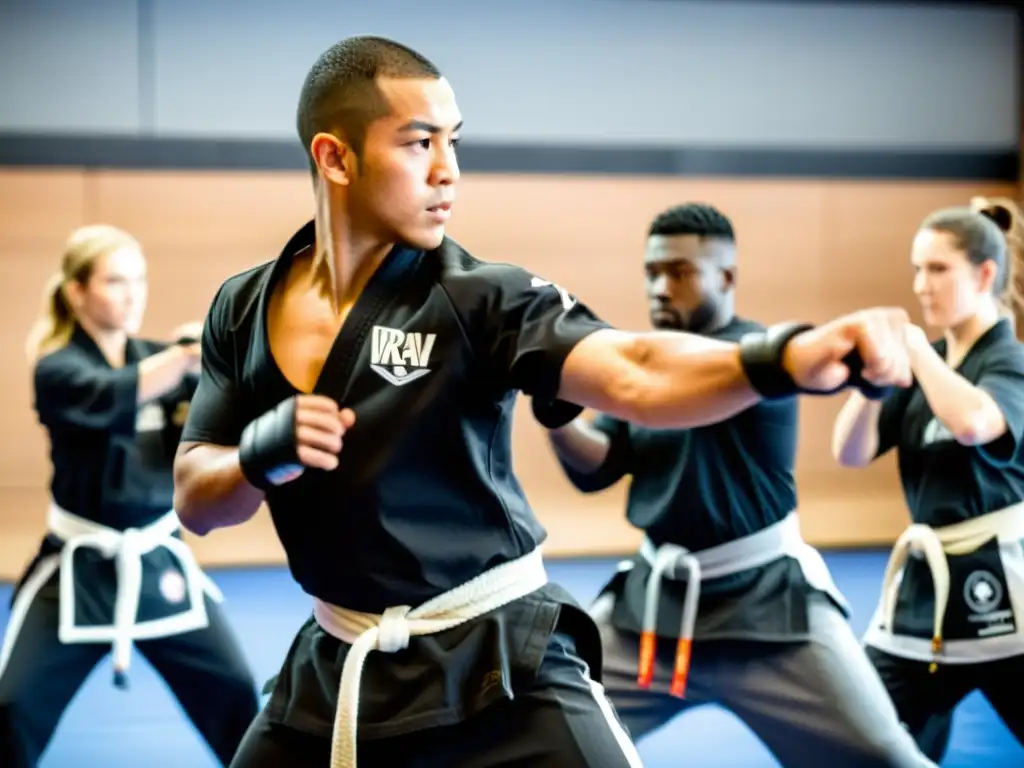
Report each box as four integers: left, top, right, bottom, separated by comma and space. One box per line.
833, 198, 1024, 761
174, 36, 921, 768
0, 224, 259, 767
546, 203, 935, 768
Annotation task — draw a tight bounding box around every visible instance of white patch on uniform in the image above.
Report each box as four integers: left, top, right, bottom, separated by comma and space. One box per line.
136, 402, 166, 433
964, 570, 1003, 614
159, 569, 188, 604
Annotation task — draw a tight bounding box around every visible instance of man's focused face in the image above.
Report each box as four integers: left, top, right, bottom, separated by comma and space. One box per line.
352, 76, 462, 250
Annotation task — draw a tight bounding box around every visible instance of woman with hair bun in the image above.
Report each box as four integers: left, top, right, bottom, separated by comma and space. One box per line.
832, 197, 1024, 760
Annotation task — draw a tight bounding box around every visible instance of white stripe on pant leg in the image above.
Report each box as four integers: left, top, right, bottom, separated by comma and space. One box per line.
0, 556, 60, 681
587, 678, 645, 767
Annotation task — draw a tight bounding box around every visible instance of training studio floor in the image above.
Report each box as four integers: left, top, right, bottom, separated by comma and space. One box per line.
1, 551, 1022, 767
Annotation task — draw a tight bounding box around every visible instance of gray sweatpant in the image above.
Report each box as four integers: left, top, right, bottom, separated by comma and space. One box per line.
596, 594, 937, 768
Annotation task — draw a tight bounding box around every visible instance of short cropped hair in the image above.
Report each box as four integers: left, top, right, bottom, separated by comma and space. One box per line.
296, 36, 441, 176
647, 203, 735, 242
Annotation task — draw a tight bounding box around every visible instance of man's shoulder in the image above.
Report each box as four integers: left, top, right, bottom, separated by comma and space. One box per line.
433, 237, 534, 287
207, 259, 275, 329
432, 237, 574, 317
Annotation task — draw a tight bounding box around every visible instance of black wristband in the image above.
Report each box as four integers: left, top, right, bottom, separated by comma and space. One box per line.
176, 335, 199, 346
842, 351, 892, 401
531, 397, 584, 430
238, 397, 304, 491
738, 322, 814, 399
740, 322, 894, 401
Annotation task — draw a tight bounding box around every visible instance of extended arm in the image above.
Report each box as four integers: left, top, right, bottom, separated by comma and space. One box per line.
557, 328, 761, 429
35, 344, 199, 434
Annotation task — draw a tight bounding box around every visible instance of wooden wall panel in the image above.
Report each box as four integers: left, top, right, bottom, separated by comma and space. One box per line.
0, 168, 1018, 579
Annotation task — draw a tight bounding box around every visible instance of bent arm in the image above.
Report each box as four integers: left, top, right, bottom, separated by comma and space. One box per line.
911, 342, 1008, 446
558, 328, 760, 429
831, 391, 883, 467
136, 347, 198, 404
547, 418, 611, 475
547, 413, 632, 493
35, 346, 195, 433
172, 442, 264, 535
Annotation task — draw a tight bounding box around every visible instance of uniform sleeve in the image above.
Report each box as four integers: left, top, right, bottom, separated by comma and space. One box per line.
485, 268, 611, 403
33, 352, 139, 435
874, 386, 913, 460
179, 284, 248, 447
560, 413, 634, 493
975, 357, 1024, 465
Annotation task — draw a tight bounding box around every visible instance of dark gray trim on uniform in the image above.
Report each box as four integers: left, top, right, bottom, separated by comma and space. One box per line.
0, 133, 1017, 180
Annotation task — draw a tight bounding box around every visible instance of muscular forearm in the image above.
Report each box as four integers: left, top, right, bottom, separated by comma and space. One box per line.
562, 330, 761, 429
137, 346, 193, 404
173, 443, 265, 535
547, 418, 611, 474
831, 391, 883, 467
910, 343, 1004, 445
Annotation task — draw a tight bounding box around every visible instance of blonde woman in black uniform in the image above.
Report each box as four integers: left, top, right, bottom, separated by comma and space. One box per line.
832, 197, 1024, 762
0, 225, 259, 767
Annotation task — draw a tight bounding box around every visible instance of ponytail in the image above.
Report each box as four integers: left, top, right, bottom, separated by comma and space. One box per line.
24, 223, 141, 362
970, 195, 1024, 322
25, 272, 76, 361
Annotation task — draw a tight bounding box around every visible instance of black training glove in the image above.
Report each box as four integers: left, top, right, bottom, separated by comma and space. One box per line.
238, 397, 305, 491
738, 322, 890, 401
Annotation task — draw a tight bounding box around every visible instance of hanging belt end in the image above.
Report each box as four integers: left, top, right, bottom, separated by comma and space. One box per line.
929, 635, 943, 674
669, 637, 692, 699
637, 630, 656, 688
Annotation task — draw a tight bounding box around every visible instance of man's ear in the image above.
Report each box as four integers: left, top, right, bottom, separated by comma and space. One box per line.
721, 265, 738, 292
310, 133, 356, 186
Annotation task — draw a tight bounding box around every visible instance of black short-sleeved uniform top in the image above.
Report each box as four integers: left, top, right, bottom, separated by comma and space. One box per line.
559, 318, 825, 641
180, 221, 616, 740
34, 324, 196, 532
873, 318, 1024, 641
181, 220, 610, 614
876, 318, 1024, 528
21, 325, 197, 620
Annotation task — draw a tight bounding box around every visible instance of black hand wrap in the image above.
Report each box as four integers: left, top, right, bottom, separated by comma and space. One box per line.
738, 322, 814, 399
238, 397, 305, 491
531, 397, 584, 430
176, 335, 199, 346
739, 322, 892, 401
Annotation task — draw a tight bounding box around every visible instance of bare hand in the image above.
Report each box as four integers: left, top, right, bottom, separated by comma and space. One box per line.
171, 321, 204, 374
293, 395, 356, 472
170, 321, 204, 343
782, 308, 913, 392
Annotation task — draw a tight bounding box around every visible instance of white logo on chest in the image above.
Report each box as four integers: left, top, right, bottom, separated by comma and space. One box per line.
370, 325, 437, 386
922, 417, 955, 445
530, 276, 576, 311
136, 402, 165, 433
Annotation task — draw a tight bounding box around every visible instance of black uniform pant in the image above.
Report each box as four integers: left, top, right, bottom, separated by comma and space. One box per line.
0, 587, 260, 767
229, 632, 644, 768
866, 645, 1024, 762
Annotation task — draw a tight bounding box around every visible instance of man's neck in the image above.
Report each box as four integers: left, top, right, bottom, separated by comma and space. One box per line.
312, 196, 395, 313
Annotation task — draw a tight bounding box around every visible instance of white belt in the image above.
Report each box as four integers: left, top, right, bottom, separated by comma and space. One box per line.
49, 502, 222, 686
312, 547, 549, 768
878, 501, 1024, 670
637, 511, 824, 697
